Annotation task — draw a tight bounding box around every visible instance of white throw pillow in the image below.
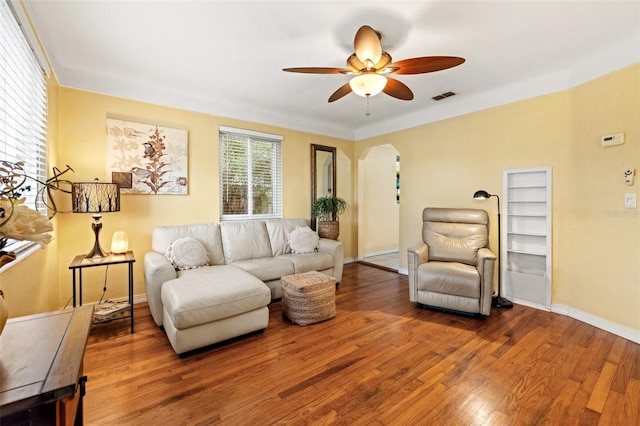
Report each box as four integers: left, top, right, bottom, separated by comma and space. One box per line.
288, 226, 319, 254
166, 237, 209, 270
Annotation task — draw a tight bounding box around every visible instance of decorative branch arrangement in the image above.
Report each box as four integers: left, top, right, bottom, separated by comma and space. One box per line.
0, 161, 74, 254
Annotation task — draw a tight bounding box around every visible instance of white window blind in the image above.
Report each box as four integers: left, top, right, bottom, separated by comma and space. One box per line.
219, 126, 282, 220
0, 1, 48, 248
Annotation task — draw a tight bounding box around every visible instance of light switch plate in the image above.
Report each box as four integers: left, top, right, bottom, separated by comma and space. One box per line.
624, 193, 636, 208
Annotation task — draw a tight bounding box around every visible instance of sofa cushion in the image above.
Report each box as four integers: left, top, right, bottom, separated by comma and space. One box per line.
266, 218, 308, 256
152, 223, 225, 265
163, 265, 270, 329
288, 226, 319, 254
230, 257, 295, 282
220, 221, 272, 263
279, 252, 334, 274
166, 237, 209, 270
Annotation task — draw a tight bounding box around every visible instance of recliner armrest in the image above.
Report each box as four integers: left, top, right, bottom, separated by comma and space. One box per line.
407, 243, 429, 265
144, 251, 177, 326
407, 243, 429, 302
476, 247, 497, 315
476, 248, 496, 268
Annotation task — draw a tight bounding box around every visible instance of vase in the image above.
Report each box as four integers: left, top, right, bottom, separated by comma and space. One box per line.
0, 290, 8, 336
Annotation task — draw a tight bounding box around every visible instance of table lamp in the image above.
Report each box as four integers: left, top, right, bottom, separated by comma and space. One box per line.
72, 179, 120, 258
111, 231, 129, 254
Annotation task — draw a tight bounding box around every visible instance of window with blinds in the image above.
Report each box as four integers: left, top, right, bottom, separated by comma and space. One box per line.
219, 126, 282, 220
1, 1, 48, 250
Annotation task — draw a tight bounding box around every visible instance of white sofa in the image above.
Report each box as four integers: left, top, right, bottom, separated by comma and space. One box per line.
144, 218, 344, 354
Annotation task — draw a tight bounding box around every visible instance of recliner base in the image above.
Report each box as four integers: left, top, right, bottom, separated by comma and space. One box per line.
418, 303, 483, 318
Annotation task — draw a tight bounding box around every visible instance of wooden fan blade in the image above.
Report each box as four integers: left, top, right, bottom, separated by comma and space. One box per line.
354, 25, 382, 65
282, 67, 349, 74
391, 56, 465, 75
328, 83, 352, 102
383, 77, 414, 100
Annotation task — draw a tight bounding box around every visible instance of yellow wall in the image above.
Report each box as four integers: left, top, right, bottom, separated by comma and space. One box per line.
563, 65, 639, 328
356, 63, 639, 333
52, 87, 355, 306
1, 78, 355, 316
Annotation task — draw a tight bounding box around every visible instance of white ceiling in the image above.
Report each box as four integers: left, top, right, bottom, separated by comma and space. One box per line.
23, 1, 640, 141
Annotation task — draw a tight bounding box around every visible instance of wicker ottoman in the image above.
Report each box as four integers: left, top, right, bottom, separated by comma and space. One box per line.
281, 271, 336, 326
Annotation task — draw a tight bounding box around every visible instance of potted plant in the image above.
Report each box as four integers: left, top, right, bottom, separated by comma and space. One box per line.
312, 196, 349, 240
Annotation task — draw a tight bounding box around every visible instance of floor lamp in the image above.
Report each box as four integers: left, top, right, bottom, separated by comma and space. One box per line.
72, 179, 121, 258
473, 190, 513, 309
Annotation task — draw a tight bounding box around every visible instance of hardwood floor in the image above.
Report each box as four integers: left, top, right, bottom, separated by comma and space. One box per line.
83, 263, 639, 425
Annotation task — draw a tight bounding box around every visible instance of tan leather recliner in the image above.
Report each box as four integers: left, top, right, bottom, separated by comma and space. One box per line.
407, 208, 496, 316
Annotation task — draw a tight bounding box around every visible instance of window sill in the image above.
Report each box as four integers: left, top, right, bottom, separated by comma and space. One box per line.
0, 243, 40, 274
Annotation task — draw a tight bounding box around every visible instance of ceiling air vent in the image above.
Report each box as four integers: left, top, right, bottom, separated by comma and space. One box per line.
432, 91, 456, 101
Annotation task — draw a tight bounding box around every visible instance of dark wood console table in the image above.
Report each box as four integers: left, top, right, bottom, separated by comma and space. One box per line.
0, 305, 93, 425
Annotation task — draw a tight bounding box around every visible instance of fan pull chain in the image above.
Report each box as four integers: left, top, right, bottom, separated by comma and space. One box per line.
365, 97, 371, 117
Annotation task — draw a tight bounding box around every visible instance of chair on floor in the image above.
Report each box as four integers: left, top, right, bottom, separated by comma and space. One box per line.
407, 208, 496, 316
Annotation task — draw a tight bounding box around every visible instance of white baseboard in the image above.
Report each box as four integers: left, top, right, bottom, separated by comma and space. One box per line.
551, 302, 640, 344
134, 294, 147, 304
86, 294, 147, 306
509, 297, 550, 312
398, 268, 408, 276
363, 249, 399, 258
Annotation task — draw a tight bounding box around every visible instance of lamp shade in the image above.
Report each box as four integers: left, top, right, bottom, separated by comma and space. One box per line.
349, 73, 387, 97
473, 190, 492, 200
72, 181, 120, 213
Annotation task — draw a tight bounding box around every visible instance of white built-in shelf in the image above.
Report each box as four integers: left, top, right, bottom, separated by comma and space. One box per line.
507, 248, 547, 256
508, 231, 547, 237
507, 185, 547, 189
503, 167, 552, 310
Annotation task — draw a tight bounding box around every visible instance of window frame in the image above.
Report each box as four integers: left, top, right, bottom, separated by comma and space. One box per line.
219, 126, 283, 221
1, 0, 49, 256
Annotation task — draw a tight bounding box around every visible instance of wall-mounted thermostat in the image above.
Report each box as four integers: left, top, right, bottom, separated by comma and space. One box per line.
601, 132, 625, 147
625, 168, 635, 185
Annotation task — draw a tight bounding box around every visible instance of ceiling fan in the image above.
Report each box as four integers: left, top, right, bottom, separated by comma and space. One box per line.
283, 25, 465, 102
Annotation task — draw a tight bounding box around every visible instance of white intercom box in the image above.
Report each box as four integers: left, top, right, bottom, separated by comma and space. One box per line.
601, 133, 625, 147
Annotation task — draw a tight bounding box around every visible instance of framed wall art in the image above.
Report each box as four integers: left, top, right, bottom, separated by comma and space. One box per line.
106, 119, 188, 195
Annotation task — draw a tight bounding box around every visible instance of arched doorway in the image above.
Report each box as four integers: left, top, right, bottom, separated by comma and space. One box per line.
358, 144, 400, 271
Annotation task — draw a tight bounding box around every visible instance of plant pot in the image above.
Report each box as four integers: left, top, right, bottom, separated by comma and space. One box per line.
317, 221, 339, 240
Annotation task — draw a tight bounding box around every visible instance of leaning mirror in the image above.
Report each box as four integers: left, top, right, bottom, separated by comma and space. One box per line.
310, 144, 336, 229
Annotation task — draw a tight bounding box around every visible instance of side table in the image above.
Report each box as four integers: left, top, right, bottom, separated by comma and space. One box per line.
0, 306, 93, 425
69, 251, 135, 333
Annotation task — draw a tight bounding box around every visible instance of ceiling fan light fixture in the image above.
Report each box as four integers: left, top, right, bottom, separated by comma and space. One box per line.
354, 25, 383, 65
374, 52, 392, 71
349, 73, 387, 97
347, 54, 365, 73
283, 25, 465, 103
